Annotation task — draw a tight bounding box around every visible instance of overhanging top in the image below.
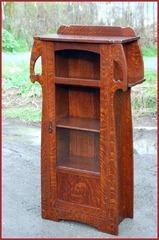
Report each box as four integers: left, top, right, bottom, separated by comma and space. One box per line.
34, 25, 140, 44
34, 34, 139, 43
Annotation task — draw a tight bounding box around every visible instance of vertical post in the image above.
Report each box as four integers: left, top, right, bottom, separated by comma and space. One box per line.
44, 42, 58, 218
100, 44, 119, 235
40, 42, 52, 219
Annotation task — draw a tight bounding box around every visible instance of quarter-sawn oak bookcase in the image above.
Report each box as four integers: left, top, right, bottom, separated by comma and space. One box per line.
30, 25, 144, 235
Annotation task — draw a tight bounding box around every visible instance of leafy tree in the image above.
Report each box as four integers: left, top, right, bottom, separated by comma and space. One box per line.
2, 28, 20, 52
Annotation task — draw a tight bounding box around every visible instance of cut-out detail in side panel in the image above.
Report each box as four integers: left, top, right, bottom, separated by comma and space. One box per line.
113, 60, 123, 83
34, 56, 42, 75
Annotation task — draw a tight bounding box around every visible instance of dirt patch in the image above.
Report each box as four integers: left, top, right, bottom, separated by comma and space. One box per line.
2, 89, 42, 111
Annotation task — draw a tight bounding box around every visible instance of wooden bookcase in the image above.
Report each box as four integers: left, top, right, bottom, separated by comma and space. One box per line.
30, 26, 144, 235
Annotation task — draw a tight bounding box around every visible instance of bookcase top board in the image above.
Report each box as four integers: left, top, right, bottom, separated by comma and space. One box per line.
34, 25, 140, 44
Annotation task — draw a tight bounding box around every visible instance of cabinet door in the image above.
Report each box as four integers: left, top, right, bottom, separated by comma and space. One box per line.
54, 48, 101, 215
40, 44, 102, 217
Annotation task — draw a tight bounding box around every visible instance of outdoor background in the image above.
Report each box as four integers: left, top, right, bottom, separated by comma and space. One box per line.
2, 1, 157, 122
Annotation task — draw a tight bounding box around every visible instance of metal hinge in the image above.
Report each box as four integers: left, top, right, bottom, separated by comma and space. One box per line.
49, 121, 53, 133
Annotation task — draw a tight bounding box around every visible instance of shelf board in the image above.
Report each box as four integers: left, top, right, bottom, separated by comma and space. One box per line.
57, 154, 100, 174
56, 117, 100, 132
55, 77, 100, 87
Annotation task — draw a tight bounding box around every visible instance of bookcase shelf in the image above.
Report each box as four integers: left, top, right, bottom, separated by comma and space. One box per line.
56, 117, 100, 132
55, 77, 100, 87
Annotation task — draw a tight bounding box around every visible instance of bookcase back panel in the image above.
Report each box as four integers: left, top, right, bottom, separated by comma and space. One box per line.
69, 86, 100, 119
56, 85, 69, 118
56, 128, 100, 173
56, 85, 100, 120
69, 130, 99, 158
55, 50, 100, 80
57, 128, 70, 162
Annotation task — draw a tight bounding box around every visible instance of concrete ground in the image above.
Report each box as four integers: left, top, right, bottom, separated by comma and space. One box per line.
2, 117, 157, 238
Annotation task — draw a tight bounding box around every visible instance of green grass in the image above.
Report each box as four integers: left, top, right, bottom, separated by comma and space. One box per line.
2, 61, 42, 122
141, 45, 157, 57
3, 108, 42, 122
131, 70, 157, 116
2, 61, 41, 97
